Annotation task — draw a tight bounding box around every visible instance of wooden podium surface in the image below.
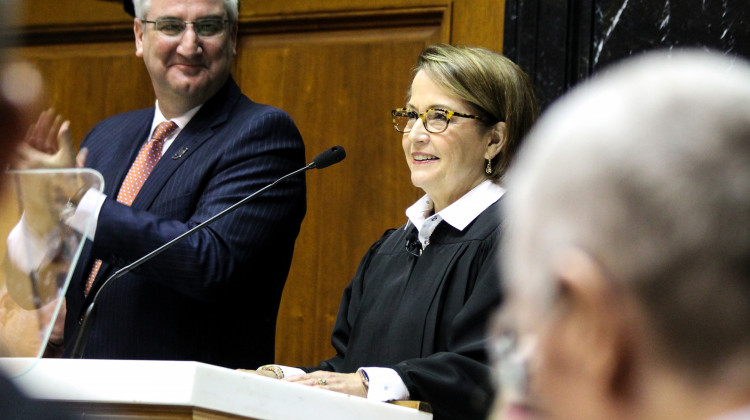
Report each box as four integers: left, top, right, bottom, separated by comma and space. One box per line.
0, 358, 433, 420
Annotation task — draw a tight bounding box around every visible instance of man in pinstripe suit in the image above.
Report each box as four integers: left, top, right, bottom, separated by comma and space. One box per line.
19, 0, 306, 369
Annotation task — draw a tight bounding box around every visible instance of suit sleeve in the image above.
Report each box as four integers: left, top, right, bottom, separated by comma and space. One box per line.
86, 109, 306, 302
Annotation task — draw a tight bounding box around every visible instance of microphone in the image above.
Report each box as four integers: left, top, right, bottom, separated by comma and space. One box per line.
312, 145, 346, 169
70, 146, 346, 358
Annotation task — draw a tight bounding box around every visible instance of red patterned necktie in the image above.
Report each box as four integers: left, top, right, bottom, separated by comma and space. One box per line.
84, 121, 178, 296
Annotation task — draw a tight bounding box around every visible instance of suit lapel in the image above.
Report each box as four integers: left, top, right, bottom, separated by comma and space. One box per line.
130, 78, 239, 210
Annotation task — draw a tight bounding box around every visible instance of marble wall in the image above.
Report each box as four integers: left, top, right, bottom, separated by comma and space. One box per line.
504, 0, 750, 108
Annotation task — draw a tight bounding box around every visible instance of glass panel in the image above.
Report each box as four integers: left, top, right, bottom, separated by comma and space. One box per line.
0, 168, 103, 377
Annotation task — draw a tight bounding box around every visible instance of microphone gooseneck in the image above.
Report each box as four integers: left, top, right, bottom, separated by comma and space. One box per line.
70, 146, 346, 358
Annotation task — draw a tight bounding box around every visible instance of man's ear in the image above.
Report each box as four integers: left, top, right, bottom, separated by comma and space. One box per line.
134, 18, 144, 58
485, 121, 506, 161
230, 21, 238, 55
550, 247, 635, 401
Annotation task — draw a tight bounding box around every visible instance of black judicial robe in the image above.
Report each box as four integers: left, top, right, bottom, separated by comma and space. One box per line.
306, 199, 503, 420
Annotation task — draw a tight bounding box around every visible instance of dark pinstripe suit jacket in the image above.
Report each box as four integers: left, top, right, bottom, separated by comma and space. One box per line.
62, 77, 307, 369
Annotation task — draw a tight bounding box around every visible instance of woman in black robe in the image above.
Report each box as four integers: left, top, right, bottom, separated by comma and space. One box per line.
257, 44, 538, 420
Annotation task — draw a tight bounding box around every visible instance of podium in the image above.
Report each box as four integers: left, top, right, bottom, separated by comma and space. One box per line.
0, 358, 433, 419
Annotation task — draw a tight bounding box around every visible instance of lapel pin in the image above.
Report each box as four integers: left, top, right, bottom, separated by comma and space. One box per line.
172, 147, 189, 160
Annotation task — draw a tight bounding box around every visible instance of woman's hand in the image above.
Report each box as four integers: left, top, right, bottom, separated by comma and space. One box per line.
285, 371, 367, 398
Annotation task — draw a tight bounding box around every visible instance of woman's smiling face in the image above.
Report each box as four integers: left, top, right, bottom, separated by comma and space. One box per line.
402, 70, 498, 212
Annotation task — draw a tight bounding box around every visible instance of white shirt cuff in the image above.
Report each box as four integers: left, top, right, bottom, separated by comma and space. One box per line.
66, 188, 105, 241
7, 214, 48, 273
260, 365, 409, 402
360, 367, 409, 402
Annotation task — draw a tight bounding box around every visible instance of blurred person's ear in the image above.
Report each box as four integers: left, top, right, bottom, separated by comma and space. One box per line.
543, 247, 637, 413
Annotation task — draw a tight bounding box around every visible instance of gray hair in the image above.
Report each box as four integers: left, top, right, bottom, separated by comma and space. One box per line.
504, 49, 750, 379
131, 0, 239, 21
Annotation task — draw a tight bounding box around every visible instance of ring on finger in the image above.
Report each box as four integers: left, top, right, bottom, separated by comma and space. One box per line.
318, 378, 327, 386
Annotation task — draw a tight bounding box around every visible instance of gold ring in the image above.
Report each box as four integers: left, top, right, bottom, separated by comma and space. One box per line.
318, 378, 327, 385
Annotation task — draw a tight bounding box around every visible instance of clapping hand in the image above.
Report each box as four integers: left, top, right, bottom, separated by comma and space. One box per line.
14, 108, 86, 170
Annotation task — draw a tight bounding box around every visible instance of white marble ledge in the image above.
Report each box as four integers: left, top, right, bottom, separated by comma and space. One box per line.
0, 358, 432, 420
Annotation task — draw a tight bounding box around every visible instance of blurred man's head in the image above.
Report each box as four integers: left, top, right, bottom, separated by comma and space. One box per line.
497, 50, 750, 420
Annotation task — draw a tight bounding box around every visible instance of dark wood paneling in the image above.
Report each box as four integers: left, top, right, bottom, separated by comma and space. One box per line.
11, 42, 153, 145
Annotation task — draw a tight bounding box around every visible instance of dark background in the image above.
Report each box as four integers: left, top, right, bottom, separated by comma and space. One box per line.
504, 0, 750, 109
